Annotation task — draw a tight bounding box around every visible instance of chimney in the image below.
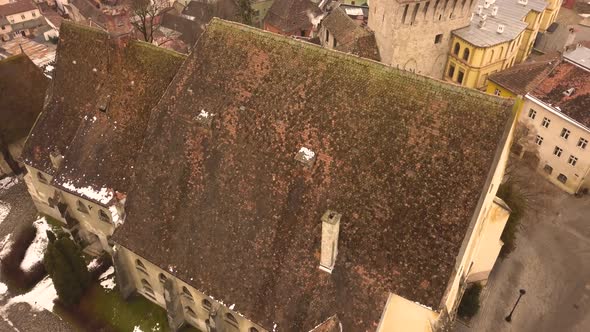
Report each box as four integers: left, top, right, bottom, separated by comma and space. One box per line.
319, 210, 342, 273
479, 16, 487, 28
497, 24, 505, 34
491, 6, 498, 16
49, 148, 64, 170
517, 0, 528, 5
295, 146, 316, 168
484, 0, 491, 8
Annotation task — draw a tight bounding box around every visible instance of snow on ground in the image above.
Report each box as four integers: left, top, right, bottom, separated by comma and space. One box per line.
20, 217, 50, 272
0, 176, 18, 191
6, 276, 57, 312
99, 266, 116, 290
87, 258, 99, 270
0, 201, 10, 225
0, 282, 7, 299
0, 233, 12, 259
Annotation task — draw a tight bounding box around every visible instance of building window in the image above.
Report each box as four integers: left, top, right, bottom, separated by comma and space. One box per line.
77, 200, 89, 214
535, 135, 543, 146
402, 4, 409, 24
250, 328, 260, 332
557, 173, 567, 184
543, 164, 553, 174
225, 313, 239, 326
560, 128, 571, 140
98, 209, 110, 222
136, 259, 148, 274
141, 279, 155, 298
182, 286, 194, 302
185, 306, 197, 319
32, 11, 36, 17
21, 15, 25, 20
528, 109, 536, 119
578, 138, 588, 149
490, 49, 495, 62
202, 298, 212, 310
434, 33, 443, 44
158, 273, 167, 284
541, 117, 550, 128
448, 63, 455, 78
553, 146, 563, 157
494, 88, 501, 96
325, 30, 329, 42
568, 155, 578, 166
453, 42, 460, 55
457, 69, 464, 84
462, 48, 470, 61
37, 172, 48, 184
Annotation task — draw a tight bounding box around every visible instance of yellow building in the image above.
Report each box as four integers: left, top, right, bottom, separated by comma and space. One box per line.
485, 60, 554, 97
539, 0, 562, 32
445, 0, 556, 89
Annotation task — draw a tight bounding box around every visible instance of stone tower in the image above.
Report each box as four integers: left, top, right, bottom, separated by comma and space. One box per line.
368, 0, 477, 78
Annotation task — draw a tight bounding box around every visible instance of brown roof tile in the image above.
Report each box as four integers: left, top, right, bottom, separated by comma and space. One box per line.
0, 0, 36, 17
114, 19, 514, 331
22, 21, 185, 204
488, 60, 557, 95
531, 61, 590, 128
0, 54, 48, 144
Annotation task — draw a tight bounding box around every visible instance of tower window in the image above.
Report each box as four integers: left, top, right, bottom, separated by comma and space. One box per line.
435, 33, 443, 44
453, 42, 460, 55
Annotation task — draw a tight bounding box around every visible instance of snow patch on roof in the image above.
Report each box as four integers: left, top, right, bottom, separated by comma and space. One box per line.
99, 266, 116, 290
0, 177, 19, 191
298, 147, 315, 161
61, 181, 114, 205
0, 282, 7, 299
0, 234, 13, 259
109, 204, 123, 227
0, 201, 10, 226
20, 217, 50, 272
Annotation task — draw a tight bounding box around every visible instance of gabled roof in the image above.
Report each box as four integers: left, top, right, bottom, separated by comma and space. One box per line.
0, 54, 48, 144
22, 21, 185, 205
264, 0, 322, 34
454, 0, 546, 47
114, 19, 514, 331
321, 6, 379, 61
0, 0, 36, 17
488, 60, 556, 95
531, 60, 590, 128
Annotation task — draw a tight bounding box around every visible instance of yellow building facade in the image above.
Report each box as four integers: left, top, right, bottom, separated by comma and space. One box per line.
445, 0, 558, 89
539, 0, 562, 32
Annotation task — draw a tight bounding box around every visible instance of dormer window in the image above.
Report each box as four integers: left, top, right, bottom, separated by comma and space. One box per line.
158, 273, 167, 284
182, 286, 194, 302
202, 298, 212, 310
225, 313, 239, 326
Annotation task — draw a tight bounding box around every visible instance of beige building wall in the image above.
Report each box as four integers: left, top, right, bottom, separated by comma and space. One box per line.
5, 8, 41, 24
369, 0, 476, 78
377, 293, 438, 332
519, 96, 590, 194
115, 245, 266, 332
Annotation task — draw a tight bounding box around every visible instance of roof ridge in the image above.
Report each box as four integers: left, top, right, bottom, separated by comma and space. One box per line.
208, 18, 514, 106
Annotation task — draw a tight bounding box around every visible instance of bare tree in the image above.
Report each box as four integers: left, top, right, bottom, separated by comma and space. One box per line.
130, 0, 167, 43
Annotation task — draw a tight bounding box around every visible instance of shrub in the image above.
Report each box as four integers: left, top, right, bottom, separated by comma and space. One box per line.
458, 283, 482, 319
44, 233, 91, 307
497, 180, 527, 257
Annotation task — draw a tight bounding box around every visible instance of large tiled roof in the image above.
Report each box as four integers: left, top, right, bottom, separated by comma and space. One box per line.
114, 19, 514, 331
264, 0, 322, 34
22, 21, 185, 204
488, 60, 556, 95
531, 59, 590, 128
454, 0, 546, 47
322, 6, 379, 61
0, 0, 36, 17
0, 54, 48, 144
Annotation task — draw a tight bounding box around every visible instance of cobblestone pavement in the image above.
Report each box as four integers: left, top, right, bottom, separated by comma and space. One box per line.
455, 165, 590, 332
0, 178, 76, 331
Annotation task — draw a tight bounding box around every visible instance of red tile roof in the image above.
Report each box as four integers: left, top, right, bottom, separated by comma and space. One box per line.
0, 0, 36, 17
488, 60, 557, 95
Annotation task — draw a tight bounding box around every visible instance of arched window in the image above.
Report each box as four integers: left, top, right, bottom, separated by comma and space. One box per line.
158, 273, 167, 284
136, 259, 147, 274
185, 306, 197, 319
225, 313, 238, 326
490, 49, 495, 62
77, 200, 89, 214
500, 46, 504, 58
98, 209, 110, 222
182, 286, 194, 301
141, 279, 155, 298
37, 172, 48, 184
202, 298, 212, 310
462, 48, 470, 61
453, 42, 460, 55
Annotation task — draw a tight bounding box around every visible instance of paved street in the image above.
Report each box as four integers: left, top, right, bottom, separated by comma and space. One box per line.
455, 165, 590, 332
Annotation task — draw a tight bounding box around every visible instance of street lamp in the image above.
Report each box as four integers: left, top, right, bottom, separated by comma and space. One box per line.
505, 289, 526, 322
